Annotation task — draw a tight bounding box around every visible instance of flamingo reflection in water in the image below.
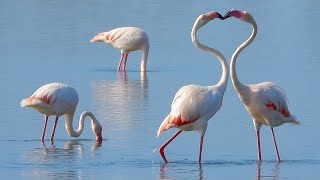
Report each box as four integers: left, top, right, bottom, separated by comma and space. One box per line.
91, 72, 148, 140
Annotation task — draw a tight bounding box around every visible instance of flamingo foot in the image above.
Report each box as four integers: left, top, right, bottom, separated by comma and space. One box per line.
157, 130, 182, 163
159, 147, 168, 163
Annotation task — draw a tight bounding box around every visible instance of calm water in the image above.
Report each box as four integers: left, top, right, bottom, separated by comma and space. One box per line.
1, 0, 320, 179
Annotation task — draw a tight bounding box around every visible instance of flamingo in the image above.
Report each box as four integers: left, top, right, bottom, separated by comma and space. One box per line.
156, 12, 227, 163
224, 10, 300, 162
90, 27, 149, 72
20, 83, 103, 143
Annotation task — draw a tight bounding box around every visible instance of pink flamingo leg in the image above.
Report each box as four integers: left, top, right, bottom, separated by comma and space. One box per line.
117, 53, 125, 71
256, 131, 262, 161
41, 115, 49, 143
50, 116, 59, 142
198, 136, 204, 163
271, 128, 281, 162
122, 53, 129, 71
159, 130, 182, 163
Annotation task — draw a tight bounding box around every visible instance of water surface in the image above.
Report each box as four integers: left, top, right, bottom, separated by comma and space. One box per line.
1, 0, 320, 179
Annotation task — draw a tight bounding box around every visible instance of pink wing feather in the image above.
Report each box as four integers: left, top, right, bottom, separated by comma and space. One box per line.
251, 81, 292, 118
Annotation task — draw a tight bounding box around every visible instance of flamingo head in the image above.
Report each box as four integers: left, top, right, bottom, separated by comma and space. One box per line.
92, 122, 103, 142
224, 9, 254, 23
90, 33, 106, 43
194, 11, 223, 29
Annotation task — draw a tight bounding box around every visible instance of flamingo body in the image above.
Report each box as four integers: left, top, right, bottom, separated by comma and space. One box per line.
91, 27, 149, 71
157, 12, 227, 163
21, 83, 102, 143
243, 82, 297, 128
21, 83, 78, 116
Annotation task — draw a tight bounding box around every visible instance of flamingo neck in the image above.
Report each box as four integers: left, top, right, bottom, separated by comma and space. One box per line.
191, 26, 229, 91
64, 111, 100, 138
140, 42, 149, 72
230, 19, 257, 93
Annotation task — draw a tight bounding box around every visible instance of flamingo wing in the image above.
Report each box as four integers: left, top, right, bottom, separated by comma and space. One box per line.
250, 81, 290, 117
108, 27, 145, 51
157, 85, 222, 136
20, 83, 79, 115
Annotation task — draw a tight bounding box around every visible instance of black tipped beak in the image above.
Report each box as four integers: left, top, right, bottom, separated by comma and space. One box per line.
224, 11, 232, 19
217, 13, 224, 20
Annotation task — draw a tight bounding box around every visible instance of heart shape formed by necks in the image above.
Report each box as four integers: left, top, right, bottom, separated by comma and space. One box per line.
200, 10, 246, 21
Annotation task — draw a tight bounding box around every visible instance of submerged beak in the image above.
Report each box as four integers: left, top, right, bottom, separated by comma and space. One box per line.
96, 132, 103, 142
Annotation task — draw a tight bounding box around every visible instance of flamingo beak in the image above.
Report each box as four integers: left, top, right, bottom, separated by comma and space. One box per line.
96, 132, 103, 142
224, 11, 233, 19
217, 13, 224, 20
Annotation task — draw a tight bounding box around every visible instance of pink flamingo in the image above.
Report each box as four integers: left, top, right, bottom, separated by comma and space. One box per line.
20, 83, 103, 143
157, 12, 227, 163
224, 10, 299, 162
90, 27, 149, 72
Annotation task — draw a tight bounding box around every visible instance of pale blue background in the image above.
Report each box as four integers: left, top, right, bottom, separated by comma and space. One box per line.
0, 0, 319, 179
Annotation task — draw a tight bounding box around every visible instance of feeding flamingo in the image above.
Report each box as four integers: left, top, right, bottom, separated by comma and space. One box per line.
90, 27, 149, 72
224, 10, 299, 162
156, 12, 227, 163
20, 83, 103, 143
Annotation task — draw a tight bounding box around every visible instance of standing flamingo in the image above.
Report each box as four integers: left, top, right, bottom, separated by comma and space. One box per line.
90, 27, 149, 72
224, 10, 299, 162
156, 12, 227, 163
20, 83, 103, 143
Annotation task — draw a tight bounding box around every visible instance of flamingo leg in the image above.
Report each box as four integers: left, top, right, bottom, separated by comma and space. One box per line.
256, 131, 262, 161
50, 116, 59, 142
41, 115, 49, 143
271, 128, 281, 162
159, 130, 182, 163
117, 53, 125, 71
122, 53, 129, 71
198, 136, 204, 164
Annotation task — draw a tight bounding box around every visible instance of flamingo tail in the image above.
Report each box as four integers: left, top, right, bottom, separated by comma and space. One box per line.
156, 115, 175, 138
287, 115, 300, 125
20, 97, 47, 108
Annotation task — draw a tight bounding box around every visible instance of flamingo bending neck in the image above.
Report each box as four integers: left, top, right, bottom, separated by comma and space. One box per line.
140, 44, 149, 72
191, 23, 229, 91
230, 19, 258, 94
65, 111, 102, 141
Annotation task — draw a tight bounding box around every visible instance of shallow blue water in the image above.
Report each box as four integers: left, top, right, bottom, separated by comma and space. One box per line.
1, 0, 320, 179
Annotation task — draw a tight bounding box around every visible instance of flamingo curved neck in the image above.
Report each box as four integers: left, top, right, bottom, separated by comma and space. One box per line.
64, 111, 99, 137
191, 26, 229, 91
140, 42, 149, 72
230, 19, 257, 93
